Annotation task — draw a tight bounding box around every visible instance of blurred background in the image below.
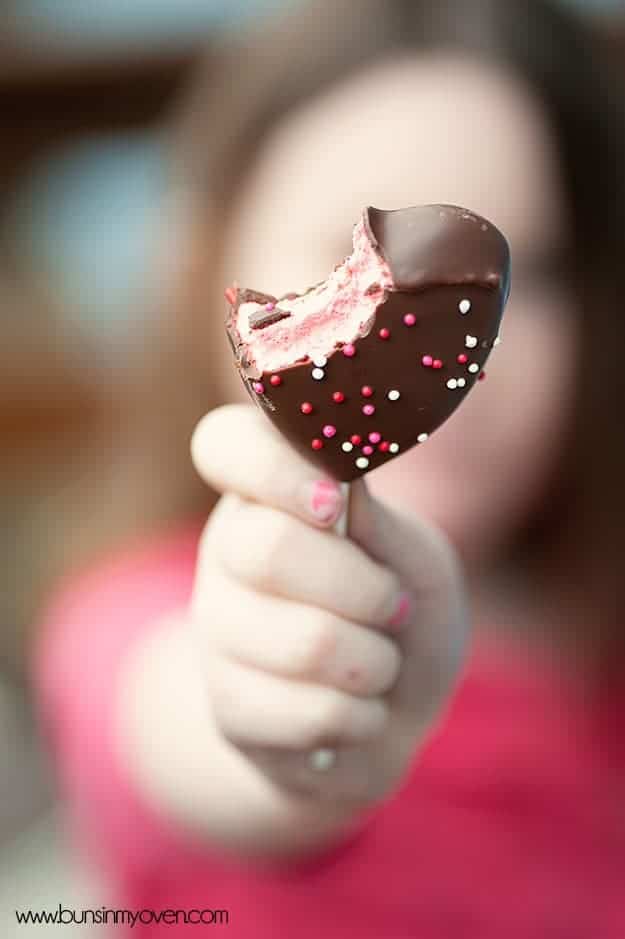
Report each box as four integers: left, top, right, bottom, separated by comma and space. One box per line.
1, 0, 625, 934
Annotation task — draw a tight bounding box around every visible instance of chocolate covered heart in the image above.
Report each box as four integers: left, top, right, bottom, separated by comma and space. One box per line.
225, 204, 511, 482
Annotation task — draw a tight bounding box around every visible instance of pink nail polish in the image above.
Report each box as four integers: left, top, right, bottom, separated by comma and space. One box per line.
309, 480, 342, 523
388, 592, 412, 630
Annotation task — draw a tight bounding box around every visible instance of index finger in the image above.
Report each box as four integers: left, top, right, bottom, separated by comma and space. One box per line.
191, 404, 345, 528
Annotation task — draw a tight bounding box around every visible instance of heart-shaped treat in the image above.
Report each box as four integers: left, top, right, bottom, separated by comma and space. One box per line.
225, 204, 511, 482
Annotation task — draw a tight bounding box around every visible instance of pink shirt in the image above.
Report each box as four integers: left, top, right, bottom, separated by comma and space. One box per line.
33, 523, 625, 937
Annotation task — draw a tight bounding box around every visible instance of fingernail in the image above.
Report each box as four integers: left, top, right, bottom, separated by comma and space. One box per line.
387, 592, 413, 630
307, 479, 342, 524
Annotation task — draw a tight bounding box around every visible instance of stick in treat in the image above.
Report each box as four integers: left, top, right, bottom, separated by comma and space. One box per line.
225, 203, 510, 495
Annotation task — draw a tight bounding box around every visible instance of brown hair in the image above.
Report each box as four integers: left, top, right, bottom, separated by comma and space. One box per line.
110, 0, 625, 646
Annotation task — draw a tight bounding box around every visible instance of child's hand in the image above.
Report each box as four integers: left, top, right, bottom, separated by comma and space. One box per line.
190, 404, 468, 808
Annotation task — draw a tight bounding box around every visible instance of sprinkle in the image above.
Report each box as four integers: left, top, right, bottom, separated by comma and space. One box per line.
457, 378, 467, 388
447, 379, 458, 390
465, 335, 478, 349
363, 445, 374, 456
403, 313, 416, 327
422, 355, 433, 368
312, 368, 325, 380
343, 344, 356, 357
265, 302, 275, 312
361, 385, 374, 398
468, 363, 480, 374
433, 359, 443, 369
378, 327, 391, 340
389, 443, 400, 454
494, 336, 502, 346
332, 391, 345, 403
459, 299, 472, 315
301, 402, 313, 414
269, 374, 282, 387
313, 355, 327, 367
479, 370, 486, 381
322, 424, 337, 438
457, 354, 468, 365
351, 434, 362, 446
362, 404, 376, 416
224, 286, 238, 305
417, 433, 429, 443
378, 441, 391, 452
252, 382, 264, 394
368, 432, 382, 444
342, 442, 353, 453
387, 390, 400, 401
311, 438, 323, 450
356, 457, 370, 470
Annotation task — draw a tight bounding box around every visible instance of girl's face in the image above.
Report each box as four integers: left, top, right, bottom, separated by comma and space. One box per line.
219, 55, 577, 565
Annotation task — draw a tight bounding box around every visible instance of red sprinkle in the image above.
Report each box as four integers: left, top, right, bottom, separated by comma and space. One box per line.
362, 404, 376, 416
378, 441, 391, 453
224, 286, 238, 305
301, 402, 313, 415
350, 434, 362, 446
422, 355, 433, 367
252, 382, 264, 394
378, 327, 391, 340
362, 445, 374, 456
311, 438, 324, 450
403, 313, 416, 327
322, 424, 337, 438
332, 391, 345, 403
433, 359, 443, 369
343, 344, 356, 357
457, 354, 468, 365
479, 370, 486, 381
361, 385, 374, 398
269, 374, 282, 387
368, 432, 382, 444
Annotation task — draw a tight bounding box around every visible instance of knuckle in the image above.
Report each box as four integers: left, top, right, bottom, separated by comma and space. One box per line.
370, 569, 403, 624
245, 510, 295, 591
299, 692, 349, 748
291, 613, 340, 677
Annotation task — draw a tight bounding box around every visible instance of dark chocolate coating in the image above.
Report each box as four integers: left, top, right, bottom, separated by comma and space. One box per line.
225, 205, 510, 482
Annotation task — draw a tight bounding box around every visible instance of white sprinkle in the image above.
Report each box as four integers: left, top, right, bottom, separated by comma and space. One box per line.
494, 336, 501, 347
387, 389, 401, 401
465, 335, 478, 349
356, 457, 369, 470
447, 379, 458, 390
468, 363, 480, 374
459, 299, 472, 315
313, 355, 327, 367
417, 433, 429, 443
342, 442, 354, 453
312, 368, 325, 380
457, 378, 467, 388
389, 443, 400, 454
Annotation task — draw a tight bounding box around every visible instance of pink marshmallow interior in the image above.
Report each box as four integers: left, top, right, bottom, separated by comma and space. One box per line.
236, 214, 394, 373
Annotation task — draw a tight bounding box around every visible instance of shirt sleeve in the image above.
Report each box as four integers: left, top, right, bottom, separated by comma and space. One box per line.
30, 523, 204, 888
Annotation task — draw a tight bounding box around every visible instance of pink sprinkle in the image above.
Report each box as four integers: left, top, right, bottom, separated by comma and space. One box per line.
403, 313, 416, 327
350, 434, 362, 446
457, 354, 468, 365
378, 327, 391, 340
362, 404, 376, 416
311, 438, 324, 451
433, 359, 443, 369
301, 402, 313, 415
224, 286, 238, 306
421, 355, 433, 368
270, 374, 282, 386
363, 445, 374, 456
332, 391, 345, 403
361, 385, 374, 398
265, 302, 275, 311
368, 432, 382, 444
322, 424, 337, 439
343, 344, 356, 357
252, 382, 264, 394
378, 441, 390, 453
